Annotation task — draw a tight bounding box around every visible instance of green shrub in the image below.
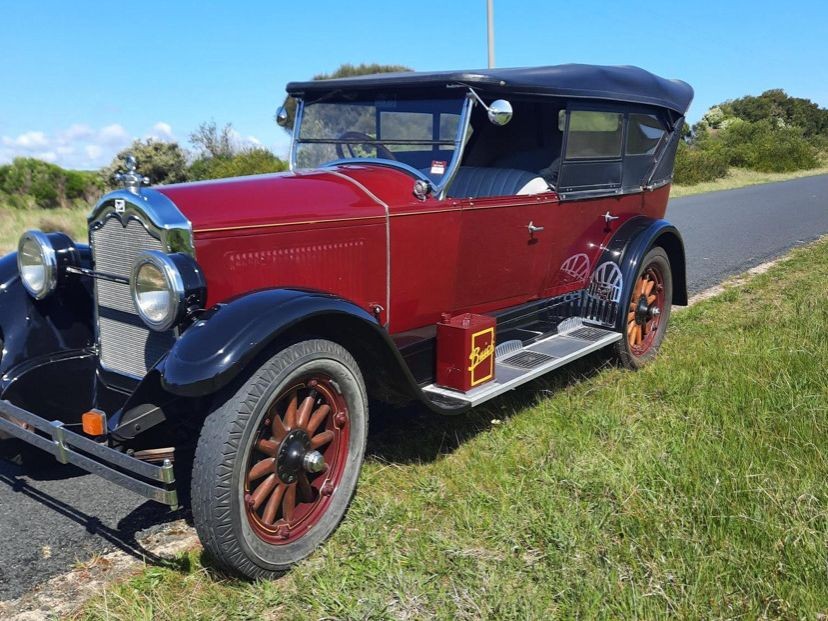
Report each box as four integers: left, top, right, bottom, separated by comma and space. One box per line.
744, 126, 820, 172
189, 148, 288, 181
673, 142, 729, 185
0, 157, 102, 209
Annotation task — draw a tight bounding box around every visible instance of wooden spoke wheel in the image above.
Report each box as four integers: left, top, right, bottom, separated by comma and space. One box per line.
244, 377, 349, 545
191, 340, 367, 579
615, 247, 672, 369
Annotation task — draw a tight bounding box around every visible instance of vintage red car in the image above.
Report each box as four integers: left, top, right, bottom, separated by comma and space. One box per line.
0, 64, 693, 578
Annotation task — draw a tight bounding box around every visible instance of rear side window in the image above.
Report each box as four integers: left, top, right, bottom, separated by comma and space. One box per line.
626, 114, 665, 155
564, 111, 623, 159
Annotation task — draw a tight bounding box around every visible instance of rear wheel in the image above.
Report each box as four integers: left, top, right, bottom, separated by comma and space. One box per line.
614, 247, 672, 369
191, 339, 367, 579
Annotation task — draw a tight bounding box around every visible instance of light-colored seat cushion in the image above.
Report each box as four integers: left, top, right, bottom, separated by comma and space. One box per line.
447, 167, 549, 198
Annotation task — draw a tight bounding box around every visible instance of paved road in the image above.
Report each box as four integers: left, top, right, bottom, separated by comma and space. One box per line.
668, 175, 828, 293
1, 175, 827, 601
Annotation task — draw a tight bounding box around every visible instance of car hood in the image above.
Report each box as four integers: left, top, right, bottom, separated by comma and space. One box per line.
155, 168, 389, 235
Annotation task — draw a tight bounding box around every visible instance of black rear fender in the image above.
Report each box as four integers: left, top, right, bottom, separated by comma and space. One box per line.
592, 217, 688, 333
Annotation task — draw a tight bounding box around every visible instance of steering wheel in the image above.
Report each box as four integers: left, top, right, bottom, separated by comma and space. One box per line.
335, 131, 397, 161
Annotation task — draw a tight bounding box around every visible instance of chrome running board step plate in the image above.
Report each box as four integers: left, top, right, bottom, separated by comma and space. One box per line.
423, 325, 621, 407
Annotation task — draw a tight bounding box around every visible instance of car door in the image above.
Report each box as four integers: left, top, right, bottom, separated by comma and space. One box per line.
453, 192, 555, 312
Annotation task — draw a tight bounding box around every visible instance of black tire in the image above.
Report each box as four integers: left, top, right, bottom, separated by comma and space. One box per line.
614, 246, 672, 369
191, 339, 368, 579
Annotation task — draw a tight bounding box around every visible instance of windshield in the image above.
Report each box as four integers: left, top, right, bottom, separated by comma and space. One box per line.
292, 94, 470, 186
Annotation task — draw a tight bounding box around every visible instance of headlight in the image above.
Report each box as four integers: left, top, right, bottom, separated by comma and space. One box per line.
18, 230, 59, 300
130, 251, 205, 332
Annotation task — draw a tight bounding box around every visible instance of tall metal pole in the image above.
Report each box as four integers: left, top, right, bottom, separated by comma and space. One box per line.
487, 0, 495, 68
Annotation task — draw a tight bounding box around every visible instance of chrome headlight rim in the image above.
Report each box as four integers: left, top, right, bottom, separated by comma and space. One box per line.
130, 250, 186, 332
17, 230, 59, 300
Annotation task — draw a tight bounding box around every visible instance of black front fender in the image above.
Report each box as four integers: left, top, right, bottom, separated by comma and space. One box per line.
0, 249, 95, 394
160, 289, 395, 398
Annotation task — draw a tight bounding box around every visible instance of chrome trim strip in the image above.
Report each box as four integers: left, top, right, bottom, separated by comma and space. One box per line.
288, 98, 304, 172
322, 158, 432, 184
89, 188, 194, 256
17, 230, 58, 300
130, 250, 187, 332
325, 170, 391, 328
88, 187, 194, 378
436, 94, 474, 200
0, 399, 178, 507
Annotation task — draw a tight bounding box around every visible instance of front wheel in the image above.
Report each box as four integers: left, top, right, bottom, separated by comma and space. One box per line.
614, 246, 672, 369
191, 339, 368, 579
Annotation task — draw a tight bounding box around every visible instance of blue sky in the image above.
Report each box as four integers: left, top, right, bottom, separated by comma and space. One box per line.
0, 0, 824, 170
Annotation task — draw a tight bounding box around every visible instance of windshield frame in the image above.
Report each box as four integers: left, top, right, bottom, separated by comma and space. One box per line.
288, 93, 475, 199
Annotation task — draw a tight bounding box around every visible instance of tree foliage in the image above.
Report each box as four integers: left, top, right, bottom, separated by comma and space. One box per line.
278, 63, 413, 132
676, 89, 825, 183
189, 121, 237, 160
719, 89, 828, 139
0, 157, 103, 209
189, 147, 288, 180
187, 120, 288, 181
103, 139, 190, 188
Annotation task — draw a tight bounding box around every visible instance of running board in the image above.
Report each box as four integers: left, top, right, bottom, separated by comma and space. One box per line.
423, 325, 622, 407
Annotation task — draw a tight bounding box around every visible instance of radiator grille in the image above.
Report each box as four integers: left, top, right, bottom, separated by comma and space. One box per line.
91, 216, 171, 377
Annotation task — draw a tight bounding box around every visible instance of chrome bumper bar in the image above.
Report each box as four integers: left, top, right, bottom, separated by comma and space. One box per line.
0, 399, 178, 508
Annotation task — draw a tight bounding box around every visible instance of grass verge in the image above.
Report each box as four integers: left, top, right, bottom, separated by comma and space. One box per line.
72, 238, 828, 619
0, 205, 88, 254
671, 164, 828, 197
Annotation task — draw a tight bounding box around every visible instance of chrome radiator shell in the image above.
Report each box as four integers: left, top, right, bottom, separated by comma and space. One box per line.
88, 189, 193, 378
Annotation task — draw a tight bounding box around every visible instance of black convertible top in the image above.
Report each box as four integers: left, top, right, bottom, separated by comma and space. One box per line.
286, 64, 694, 115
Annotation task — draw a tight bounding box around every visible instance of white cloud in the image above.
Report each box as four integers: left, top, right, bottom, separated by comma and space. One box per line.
99, 123, 129, 146
3, 131, 49, 150
149, 121, 174, 140
0, 122, 166, 169
85, 144, 102, 160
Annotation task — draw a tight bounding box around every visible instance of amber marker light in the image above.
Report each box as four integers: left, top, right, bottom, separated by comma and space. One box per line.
82, 410, 107, 436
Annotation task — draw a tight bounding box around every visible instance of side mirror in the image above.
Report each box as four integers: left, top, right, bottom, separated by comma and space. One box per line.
275, 106, 289, 127
487, 100, 513, 126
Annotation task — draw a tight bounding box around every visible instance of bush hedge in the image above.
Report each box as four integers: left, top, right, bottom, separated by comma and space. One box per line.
673, 142, 730, 185
0, 157, 103, 209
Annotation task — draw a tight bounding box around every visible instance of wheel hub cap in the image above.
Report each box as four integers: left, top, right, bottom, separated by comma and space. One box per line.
277, 429, 311, 484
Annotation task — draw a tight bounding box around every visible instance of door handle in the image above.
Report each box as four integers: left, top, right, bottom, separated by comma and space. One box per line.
603, 211, 620, 224
527, 221, 545, 233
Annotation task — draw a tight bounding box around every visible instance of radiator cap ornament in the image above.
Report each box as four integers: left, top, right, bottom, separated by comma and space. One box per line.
114, 154, 150, 195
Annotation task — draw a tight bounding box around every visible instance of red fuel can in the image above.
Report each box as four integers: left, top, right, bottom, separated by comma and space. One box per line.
436, 313, 496, 392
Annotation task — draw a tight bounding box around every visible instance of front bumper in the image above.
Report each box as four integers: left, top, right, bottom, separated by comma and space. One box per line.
0, 399, 178, 507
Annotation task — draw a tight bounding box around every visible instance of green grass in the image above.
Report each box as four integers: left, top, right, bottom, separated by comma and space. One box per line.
0, 205, 88, 254
671, 164, 828, 197
73, 238, 828, 620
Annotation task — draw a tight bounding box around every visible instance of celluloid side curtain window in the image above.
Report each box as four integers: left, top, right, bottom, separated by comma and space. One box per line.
562, 111, 624, 160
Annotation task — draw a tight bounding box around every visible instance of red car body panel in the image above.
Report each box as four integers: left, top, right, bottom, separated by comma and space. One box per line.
157, 171, 388, 314
158, 166, 673, 335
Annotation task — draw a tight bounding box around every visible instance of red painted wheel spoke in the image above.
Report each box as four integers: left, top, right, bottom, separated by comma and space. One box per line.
271, 414, 287, 443
284, 390, 298, 430
283, 484, 297, 522
647, 294, 656, 304
244, 375, 350, 546
306, 404, 330, 436
251, 473, 278, 510
296, 395, 315, 430
247, 457, 275, 483
310, 430, 335, 450
644, 280, 655, 296
297, 472, 314, 502
262, 483, 287, 525
256, 439, 279, 457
